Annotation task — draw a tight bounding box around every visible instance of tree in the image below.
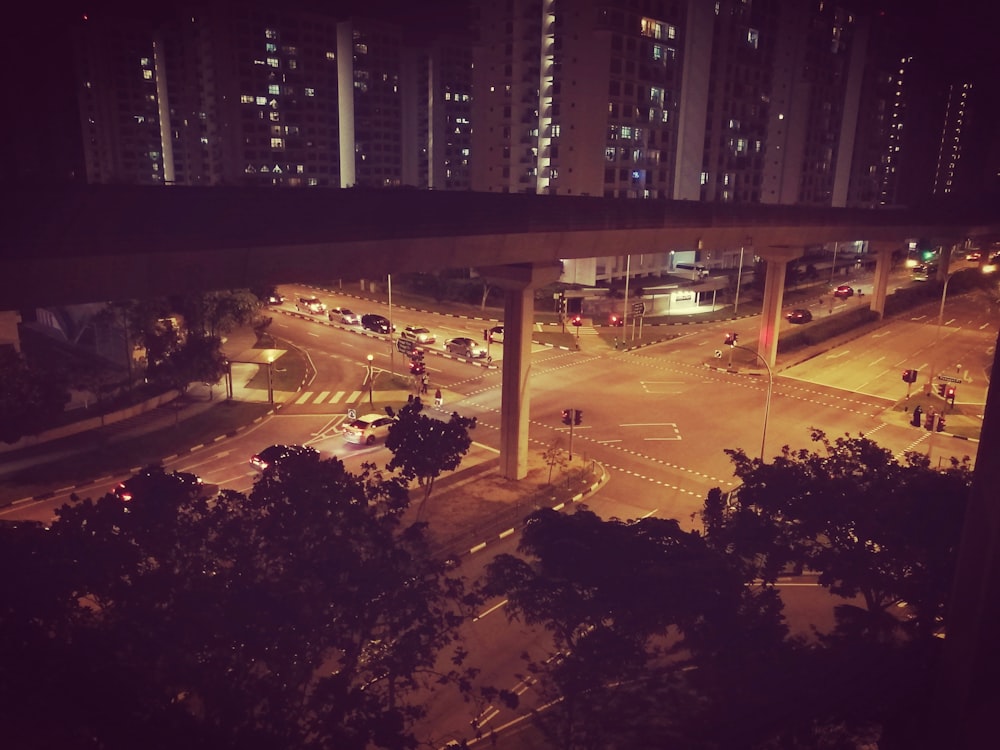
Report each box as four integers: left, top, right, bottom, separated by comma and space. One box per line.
176, 290, 262, 338
702, 430, 972, 642
0, 455, 476, 749
481, 507, 781, 749
148, 333, 228, 396
542, 439, 569, 484
0, 348, 70, 443
384, 397, 476, 518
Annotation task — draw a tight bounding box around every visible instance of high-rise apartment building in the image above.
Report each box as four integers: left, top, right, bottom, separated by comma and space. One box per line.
73, 4, 462, 190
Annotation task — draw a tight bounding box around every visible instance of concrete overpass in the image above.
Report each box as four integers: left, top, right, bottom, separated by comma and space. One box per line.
3, 185, 999, 480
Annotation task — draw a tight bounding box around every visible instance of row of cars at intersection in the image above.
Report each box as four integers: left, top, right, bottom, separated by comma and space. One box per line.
285, 292, 503, 360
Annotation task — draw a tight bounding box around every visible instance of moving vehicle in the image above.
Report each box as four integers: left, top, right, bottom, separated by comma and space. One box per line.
361, 313, 393, 334
400, 326, 435, 344
446, 337, 487, 359
328, 306, 361, 324
113, 465, 205, 503
249, 444, 318, 471
487, 325, 504, 342
342, 414, 395, 445
296, 295, 327, 314
833, 285, 854, 299
785, 308, 813, 324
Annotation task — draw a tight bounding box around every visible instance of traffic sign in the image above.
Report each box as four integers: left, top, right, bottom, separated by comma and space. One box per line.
937, 375, 963, 383
631, 302, 645, 315
348, 408, 357, 419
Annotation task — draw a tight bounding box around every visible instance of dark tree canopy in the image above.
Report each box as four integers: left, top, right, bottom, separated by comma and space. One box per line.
384, 396, 476, 514
0, 347, 70, 443
0, 455, 476, 749
702, 429, 971, 642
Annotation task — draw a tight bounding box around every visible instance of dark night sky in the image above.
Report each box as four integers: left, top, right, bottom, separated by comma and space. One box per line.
2, 0, 995, 186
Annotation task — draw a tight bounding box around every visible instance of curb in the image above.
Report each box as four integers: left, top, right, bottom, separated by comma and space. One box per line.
454, 461, 610, 561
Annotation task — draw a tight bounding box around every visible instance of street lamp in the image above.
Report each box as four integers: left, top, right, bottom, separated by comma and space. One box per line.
366, 353, 375, 407
727, 340, 773, 460
929, 263, 995, 388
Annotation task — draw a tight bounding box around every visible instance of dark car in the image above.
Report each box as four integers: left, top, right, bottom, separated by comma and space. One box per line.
113, 465, 205, 503
785, 308, 813, 324
833, 285, 854, 299
361, 313, 393, 334
249, 444, 318, 471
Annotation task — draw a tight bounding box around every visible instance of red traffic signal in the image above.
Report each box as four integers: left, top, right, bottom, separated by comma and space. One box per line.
561, 409, 572, 425
572, 315, 582, 326
936, 414, 946, 432
724, 332, 738, 346
901, 369, 917, 383
945, 386, 956, 403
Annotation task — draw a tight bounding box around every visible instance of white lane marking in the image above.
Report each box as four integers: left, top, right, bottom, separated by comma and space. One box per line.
314, 390, 330, 404
295, 391, 313, 404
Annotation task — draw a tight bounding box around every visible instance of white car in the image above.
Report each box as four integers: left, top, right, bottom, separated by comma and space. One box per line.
488, 325, 504, 343
400, 325, 436, 344
342, 414, 396, 446
296, 295, 327, 314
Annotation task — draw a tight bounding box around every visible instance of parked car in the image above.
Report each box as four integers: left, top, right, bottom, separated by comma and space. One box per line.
785, 308, 813, 324
488, 325, 504, 342
833, 285, 854, 299
400, 325, 435, 344
328, 306, 361, 324
249, 444, 318, 471
446, 337, 487, 359
342, 413, 395, 446
361, 313, 393, 334
296, 295, 327, 314
113, 465, 205, 503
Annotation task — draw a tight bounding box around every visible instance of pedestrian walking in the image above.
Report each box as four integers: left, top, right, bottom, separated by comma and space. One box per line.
434, 388, 443, 407
421, 373, 429, 394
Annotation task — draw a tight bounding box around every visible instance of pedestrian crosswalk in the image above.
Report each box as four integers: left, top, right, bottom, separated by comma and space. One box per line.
294, 390, 364, 406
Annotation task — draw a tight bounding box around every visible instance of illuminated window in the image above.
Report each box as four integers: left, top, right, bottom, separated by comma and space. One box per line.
266, 42, 277, 52
326, 51, 335, 60
700, 172, 708, 185
266, 57, 279, 68
605, 147, 616, 161
256, 96, 267, 105
265, 29, 277, 39
268, 84, 280, 95
355, 43, 368, 54
650, 87, 663, 105
305, 87, 315, 97
271, 137, 284, 149
747, 28, 759, 49
621, 125, 633, 139
241, 94, 254, 103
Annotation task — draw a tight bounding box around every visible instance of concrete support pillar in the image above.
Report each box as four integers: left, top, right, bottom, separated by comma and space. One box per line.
477, 262, 562, 479
869, 242, 896, 318
756, 246, 803, 369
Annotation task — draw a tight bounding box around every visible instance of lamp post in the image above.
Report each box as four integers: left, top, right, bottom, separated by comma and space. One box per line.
928, 264, 993, 389
366, 353, 375, 407
728, 343, 773, 460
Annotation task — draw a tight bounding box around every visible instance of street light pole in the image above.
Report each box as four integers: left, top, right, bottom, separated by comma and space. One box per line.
729, 344, 773, 460
367, 353, 374, 407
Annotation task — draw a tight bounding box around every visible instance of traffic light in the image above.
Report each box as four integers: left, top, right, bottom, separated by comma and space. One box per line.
924, 411, 934, 431
937, 414, 946, 432
945, 385, 956, 404
561, 409, 572, 425
937, 383, 947, 397
724, 332, 738, 346
572, 315, 582, 326
901, 369, 917, 383
483, 328, 488, 341
409, 360, 425, 375
910, 406, 922, 427
574, 409, 582, 426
